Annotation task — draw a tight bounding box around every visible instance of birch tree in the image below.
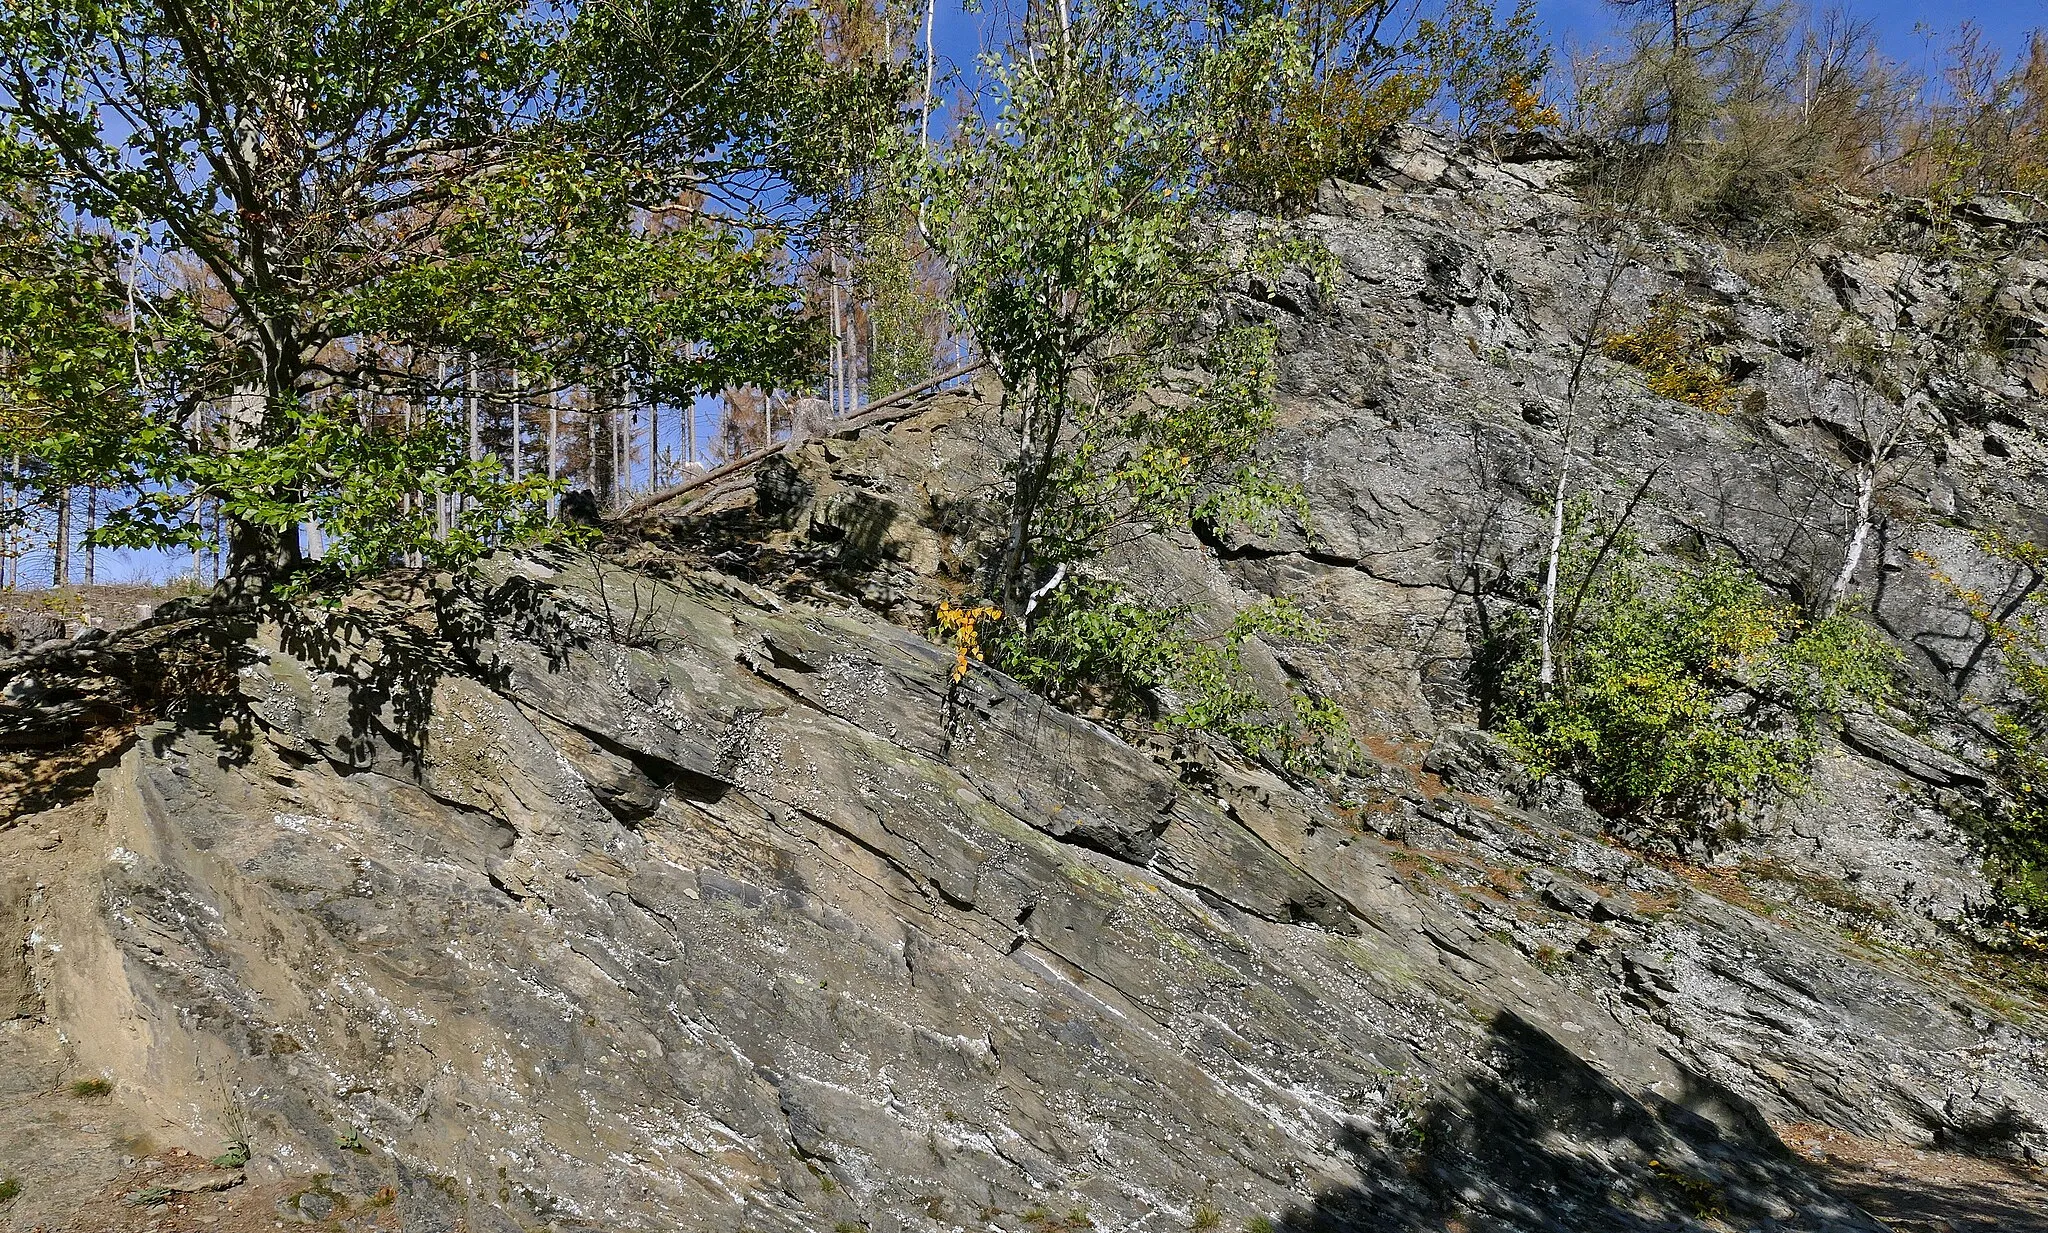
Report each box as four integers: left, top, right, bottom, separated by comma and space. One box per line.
925, 0, 1306, 619
1801, 330, 1927, 618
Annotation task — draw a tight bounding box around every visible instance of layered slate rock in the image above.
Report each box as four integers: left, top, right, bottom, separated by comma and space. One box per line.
0, 551, 2036, 1231
7, 128, 2048, 1232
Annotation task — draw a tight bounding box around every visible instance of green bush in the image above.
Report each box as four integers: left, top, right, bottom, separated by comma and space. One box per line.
1202, 0, 1555, 215
987, 581, 1353, 779
1973, 723, 2048, 918
1491, 541, 1895, 824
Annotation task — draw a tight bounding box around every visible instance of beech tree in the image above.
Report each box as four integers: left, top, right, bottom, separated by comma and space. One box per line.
0, 0, 881, 585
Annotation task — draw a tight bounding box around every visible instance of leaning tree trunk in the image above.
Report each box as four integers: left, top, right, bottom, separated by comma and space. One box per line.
1537, 451, 1570, 687
1822, 463, 1878, 618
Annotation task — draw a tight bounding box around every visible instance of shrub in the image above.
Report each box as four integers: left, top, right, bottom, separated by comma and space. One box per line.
1492, 535, 1896, 825
1601, 299, 1738, 412
1204, 26, 1434, 214
1894, 29, 2048, 209
989, 582, 1354, 779
1204, 0, 1554, 215
1569, 7, 1913, 232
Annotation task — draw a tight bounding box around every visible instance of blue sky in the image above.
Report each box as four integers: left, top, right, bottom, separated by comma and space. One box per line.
1539, 0, 2046, 69
926, 0, 2048, 89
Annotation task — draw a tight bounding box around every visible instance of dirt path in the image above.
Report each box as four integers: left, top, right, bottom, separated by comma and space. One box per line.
1783, 1124, 2048, 1233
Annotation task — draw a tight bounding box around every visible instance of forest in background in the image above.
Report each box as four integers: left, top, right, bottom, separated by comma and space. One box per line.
2, 0, 2046, 593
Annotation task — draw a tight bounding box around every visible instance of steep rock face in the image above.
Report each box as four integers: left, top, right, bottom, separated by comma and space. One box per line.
0, 558, 1985, 1233
1226, 132, 2048, 925
5, 130, 2048, 1233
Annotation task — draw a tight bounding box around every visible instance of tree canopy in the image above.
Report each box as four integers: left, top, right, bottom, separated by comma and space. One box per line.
0, 0, 892, 581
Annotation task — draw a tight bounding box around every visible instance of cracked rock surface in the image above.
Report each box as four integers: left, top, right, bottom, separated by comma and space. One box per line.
0, 557, 1956, 1231
6, 129, 2048, 1232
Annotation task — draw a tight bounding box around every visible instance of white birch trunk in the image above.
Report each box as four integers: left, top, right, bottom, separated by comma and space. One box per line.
1823, 464, 1877, 618
1537, 453, 1570, 687
548, 390, 561, 520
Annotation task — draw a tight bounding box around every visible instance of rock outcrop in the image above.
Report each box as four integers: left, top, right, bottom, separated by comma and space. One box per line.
5, 129, 2048, 1233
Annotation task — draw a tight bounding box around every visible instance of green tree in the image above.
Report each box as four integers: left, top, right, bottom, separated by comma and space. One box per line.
0, 177, 144, 547
1421, 0, 1556, 138
922, 0, 1348, 772
925, 0, 1301, 618
0, 0, 883, 586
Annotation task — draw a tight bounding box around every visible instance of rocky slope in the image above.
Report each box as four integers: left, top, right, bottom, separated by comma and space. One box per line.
5, 130, 2048, 1233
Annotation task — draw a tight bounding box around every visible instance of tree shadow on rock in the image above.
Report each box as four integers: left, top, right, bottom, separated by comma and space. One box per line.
270, 567, 582, 770
1268, 1010, 1881, 1233
0, 602, 260, 814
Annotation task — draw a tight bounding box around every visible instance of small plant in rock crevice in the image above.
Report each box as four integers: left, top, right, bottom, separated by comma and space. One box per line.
1646, 1158, 1726, 1219
69, 1076, 112, 1097
935, 602, 1002, 683
1601, 298, 1740, 413
1021, 1204, 1096, 1232
585, 551, 679, 652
